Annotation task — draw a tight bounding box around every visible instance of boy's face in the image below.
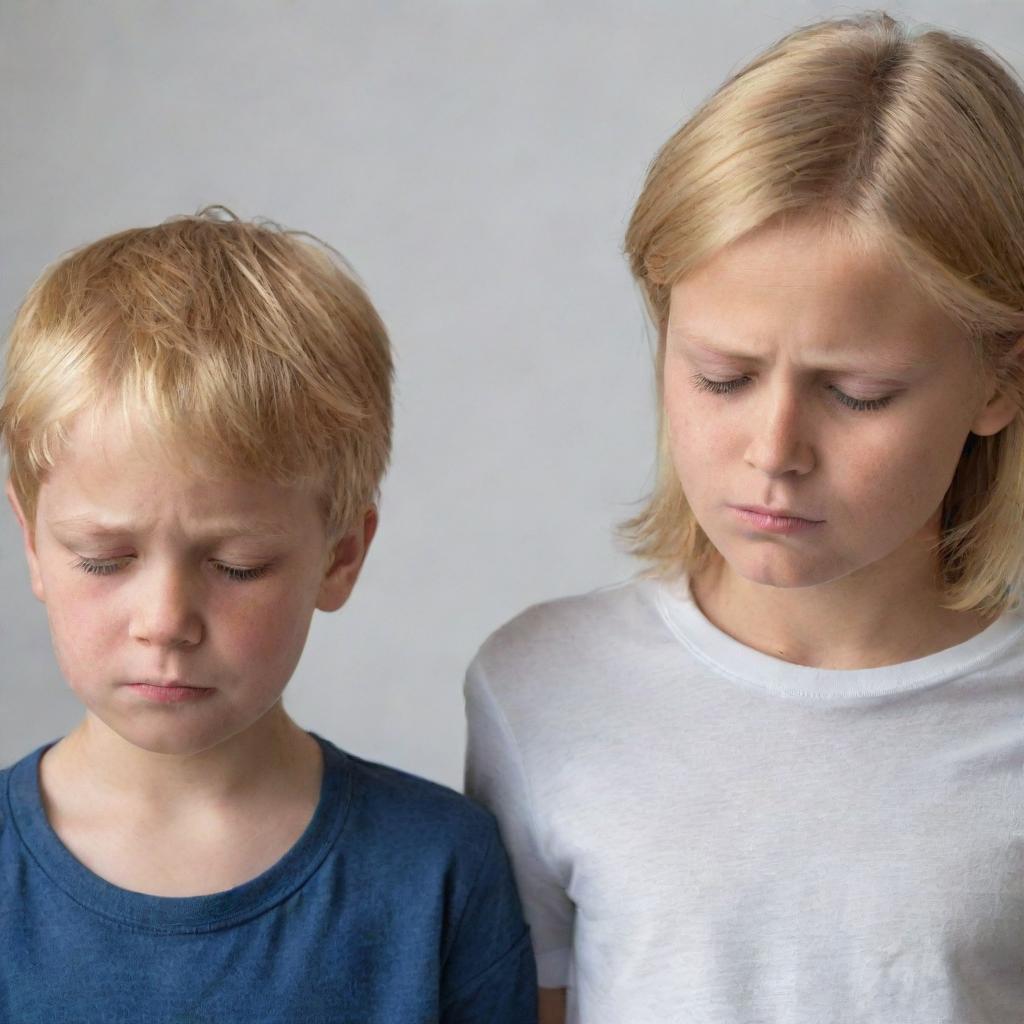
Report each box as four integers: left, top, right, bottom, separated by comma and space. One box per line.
663, 218, 1018, 592
8, 408, 373, 757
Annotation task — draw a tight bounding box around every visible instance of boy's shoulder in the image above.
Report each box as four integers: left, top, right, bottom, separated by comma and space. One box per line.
0, 758, 10, 833
0, 745, 50, 863
337, 743, 501, 858
0, 745, 38, 828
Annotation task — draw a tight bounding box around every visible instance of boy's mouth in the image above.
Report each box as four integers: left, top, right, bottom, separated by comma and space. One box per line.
125, 680, 215, 704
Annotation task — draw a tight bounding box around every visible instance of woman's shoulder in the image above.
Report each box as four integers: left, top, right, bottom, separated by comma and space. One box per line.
468, 574, 679, 700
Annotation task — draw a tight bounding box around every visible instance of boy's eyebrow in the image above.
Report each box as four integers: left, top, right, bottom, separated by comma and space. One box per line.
668, 329, 929, 375
47, 514, 296, 538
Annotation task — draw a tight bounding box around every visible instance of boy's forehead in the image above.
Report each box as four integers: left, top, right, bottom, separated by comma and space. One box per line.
33, 392, 334, 540
39, 433, 321, 539
46, 509, 299, 540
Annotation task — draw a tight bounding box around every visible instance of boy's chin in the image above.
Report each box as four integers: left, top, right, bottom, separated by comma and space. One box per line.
81, 707, 249, 759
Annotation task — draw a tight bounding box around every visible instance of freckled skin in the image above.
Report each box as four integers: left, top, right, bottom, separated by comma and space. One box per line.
12, 409, 360, 759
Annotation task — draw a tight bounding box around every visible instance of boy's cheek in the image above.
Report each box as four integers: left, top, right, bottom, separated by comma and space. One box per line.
46, 608, 105, 679
224, 607, 312, 670
40, 574, 314, 683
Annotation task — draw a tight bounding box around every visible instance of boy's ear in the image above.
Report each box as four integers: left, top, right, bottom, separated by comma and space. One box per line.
316, 506, 379, 613
5, 480, 45, 602
970, 333, 1024, 438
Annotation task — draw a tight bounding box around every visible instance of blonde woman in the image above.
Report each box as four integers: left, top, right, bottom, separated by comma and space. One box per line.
466, 13, 1024, 1024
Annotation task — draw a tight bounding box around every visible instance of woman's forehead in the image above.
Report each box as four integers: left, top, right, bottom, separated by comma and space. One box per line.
666, 223, 965, 370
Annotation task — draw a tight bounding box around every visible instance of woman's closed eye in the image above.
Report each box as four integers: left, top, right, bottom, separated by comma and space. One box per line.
688, 373, 893, 412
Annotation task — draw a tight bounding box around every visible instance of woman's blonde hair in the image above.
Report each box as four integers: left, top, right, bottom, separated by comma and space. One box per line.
623, 11, 1024, 615
1, 208, 393, 538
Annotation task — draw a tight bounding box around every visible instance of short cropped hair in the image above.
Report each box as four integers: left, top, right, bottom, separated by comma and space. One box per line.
623, 12, 1024, 615
1, 208, 393, 537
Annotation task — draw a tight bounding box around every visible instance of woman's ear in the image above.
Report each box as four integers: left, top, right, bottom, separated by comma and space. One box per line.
316, 506, 378, 613
970, 334, 1024, 438
6, 480, 45, 602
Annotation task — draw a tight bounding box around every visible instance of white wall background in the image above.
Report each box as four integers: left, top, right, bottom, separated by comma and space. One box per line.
2, 0, 1022, 788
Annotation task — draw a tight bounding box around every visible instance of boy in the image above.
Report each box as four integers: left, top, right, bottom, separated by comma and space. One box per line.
0, 209, 536, 1022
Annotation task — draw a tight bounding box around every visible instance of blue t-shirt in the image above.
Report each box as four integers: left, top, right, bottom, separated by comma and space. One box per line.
0, 733, 537, 1023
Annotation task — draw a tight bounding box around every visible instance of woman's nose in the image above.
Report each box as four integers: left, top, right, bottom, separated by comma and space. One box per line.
743, 384, 815, 478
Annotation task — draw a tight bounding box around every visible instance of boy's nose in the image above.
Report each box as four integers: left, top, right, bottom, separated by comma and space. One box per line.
128, 568, 203, 648
743, 386, 815, 478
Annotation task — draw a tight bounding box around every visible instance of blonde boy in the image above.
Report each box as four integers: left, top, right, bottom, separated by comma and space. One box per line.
0, 211, 536, 1022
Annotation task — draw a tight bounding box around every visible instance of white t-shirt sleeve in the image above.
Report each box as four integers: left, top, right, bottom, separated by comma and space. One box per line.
464, 657, 574, 988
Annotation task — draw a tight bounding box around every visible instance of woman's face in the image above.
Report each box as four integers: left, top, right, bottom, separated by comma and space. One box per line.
663, 219, 1015, 591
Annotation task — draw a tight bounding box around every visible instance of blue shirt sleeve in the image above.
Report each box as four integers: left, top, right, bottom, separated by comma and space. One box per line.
440, 816, 538, 1023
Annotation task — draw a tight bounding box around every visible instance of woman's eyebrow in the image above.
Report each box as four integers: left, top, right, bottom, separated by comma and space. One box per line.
668, 329, 929, 375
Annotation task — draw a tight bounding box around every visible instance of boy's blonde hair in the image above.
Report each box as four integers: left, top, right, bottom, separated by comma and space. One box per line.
1, 208, 393, 538
624, 12, 1024, 615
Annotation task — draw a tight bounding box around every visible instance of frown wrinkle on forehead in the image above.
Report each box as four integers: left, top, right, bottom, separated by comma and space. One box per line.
46, 512, 297, 542
667, 329, 932, 380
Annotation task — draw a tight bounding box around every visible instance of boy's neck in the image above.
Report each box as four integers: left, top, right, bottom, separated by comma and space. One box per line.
690, 546, 996, 671
42, 704, 322, 815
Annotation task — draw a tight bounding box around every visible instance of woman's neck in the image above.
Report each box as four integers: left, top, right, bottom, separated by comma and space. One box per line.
691, 555, 994, 670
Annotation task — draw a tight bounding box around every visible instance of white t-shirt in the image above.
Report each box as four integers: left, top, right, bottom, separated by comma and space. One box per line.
464, 575, 1024, 1024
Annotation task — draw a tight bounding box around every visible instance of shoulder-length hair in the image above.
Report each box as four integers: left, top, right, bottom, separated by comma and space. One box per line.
624, 12, 1024, 615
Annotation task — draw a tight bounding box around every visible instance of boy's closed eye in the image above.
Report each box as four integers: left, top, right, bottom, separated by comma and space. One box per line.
70, 556, 272, 582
